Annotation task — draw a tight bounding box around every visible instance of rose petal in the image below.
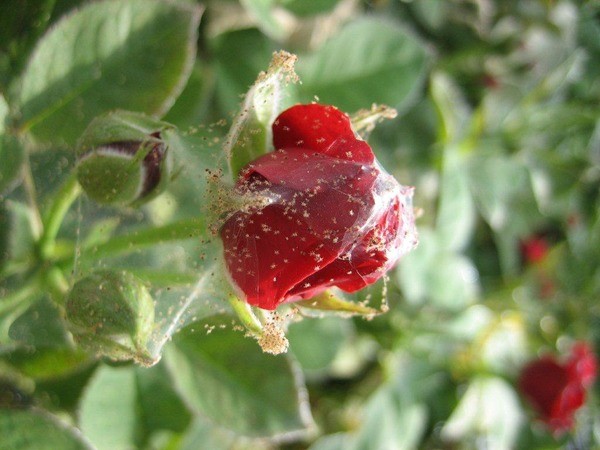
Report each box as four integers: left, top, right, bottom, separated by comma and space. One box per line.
241, 148, 377, 235
221, 151, 375, 309
519, 357, 570, 423
288, 195, 403, 297
272, 104, 374, 163
221, 204, 340, 309
567, 342, 598, 387
550, 383, 584, 433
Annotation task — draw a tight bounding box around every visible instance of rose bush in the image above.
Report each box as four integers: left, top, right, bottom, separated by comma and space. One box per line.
518, 342, 598, 434
220, 104, 418, 310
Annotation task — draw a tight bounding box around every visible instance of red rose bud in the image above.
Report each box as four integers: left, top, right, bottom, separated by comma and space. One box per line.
220, 104, 418, 310
518, 342, 597, 434
520, 235, 549, 265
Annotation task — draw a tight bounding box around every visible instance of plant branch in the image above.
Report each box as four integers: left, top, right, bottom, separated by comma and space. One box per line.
39, 173, 82, 259
0, 277, 43, 316
74, 217, 207, 263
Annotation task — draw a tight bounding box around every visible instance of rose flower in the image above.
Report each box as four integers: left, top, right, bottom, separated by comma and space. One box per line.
220, 104, 418, 310
518, 342, 597, 435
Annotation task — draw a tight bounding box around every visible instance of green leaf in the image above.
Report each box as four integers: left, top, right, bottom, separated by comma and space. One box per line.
0, 268, 44, 347
9, 297, 71, 348
135, 363, 191, 434
309, 434, 353, 450
240, 0, 287, 40
441, 376, 523, 449
349, 355, 443, 450
287, 316, 353, 373
317, 354, 444, 450
429, 72, 470, 144
6, 347, 91, 380
80, 218, 120, 249
0, 408, 94, 450
352, 386, 427, 450
467, 154, 541, 276
397, 228, 478, 311
79, 365, 138, 450
0, 95, 25, 194
1, 200, 40, 268
280, 0, 340, 17
16, 0, 202, 146
468, 154, 540, 233
297, 18, 429, 112
0, 0, 57, 87
0, 200, 10, 270
163, 62, 210, 130
411, 0, 447, 30
435, 145, 476, 252
177, 417, 240, 450
164, 315, 313, 438
211, 28, 276, 116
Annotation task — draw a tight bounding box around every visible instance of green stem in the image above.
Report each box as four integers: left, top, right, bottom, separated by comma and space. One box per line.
39, 173, 82, 260
123, 269, 198, 287
0, 277, 42, 316
74, 217, 206, 263
44, 266, 69, 305
228, 296, 263, 335
22, 160, 44, 238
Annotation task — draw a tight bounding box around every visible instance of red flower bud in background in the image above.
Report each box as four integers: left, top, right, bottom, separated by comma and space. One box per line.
518, 342, 597, 435
520, 235, 549, 265
519, 233, 556, 298
220, 104, 418, 310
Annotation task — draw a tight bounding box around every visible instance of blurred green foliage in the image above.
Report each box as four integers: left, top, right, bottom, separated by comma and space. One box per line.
1, 0, 599, 449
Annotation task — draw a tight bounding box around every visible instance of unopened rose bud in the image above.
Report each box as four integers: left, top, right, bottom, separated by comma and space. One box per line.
65, 270, 156, 365
76, 111, 173, 206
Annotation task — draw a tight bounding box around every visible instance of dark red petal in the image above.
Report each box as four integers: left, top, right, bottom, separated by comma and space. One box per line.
548, 383, 585, 433
273, 104, 354, 152
220, 204, 340, 310
518, 357, 570, 423
240, 148, 377, 235
241, 148, 367, 191
272, 104, 374, 163
324, 138, 374, 164
221, 152, 376, 309
287, 186, 404, 298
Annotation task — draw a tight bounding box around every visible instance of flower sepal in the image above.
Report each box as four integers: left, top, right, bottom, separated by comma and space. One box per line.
228, 296, 289, 355
296, 290, 381, 317
224, 50, 299, 179
350, 104, 398, 139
